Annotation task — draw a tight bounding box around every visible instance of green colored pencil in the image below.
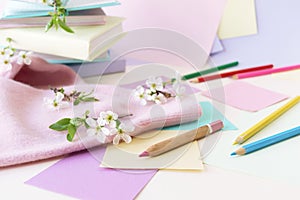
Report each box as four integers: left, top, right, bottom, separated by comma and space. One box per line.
182, 61, 239, 80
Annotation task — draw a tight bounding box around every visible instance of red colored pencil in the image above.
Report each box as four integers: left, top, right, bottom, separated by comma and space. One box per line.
190, 64, 273, 83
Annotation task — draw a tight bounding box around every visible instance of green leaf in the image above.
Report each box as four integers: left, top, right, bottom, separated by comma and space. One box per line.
45, 18, 54, 32
70, 117, 83, 127
82, 97, 99, 102
116, 119, 121, 127
73, 98, 80, 106
6, 37, 13, 43
49, 123, 68, 131
58, 18, 74, 33
56, 118, 71, 125
49, 118, 71, 131
66, 124, 76, 142
54, 17, 59, 30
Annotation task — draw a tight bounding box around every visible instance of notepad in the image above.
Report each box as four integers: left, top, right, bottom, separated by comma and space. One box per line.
201, 81, 289, 112
101, 130, 203, 170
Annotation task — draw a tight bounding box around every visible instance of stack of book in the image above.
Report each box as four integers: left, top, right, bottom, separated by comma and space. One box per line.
0, 0, 126, 77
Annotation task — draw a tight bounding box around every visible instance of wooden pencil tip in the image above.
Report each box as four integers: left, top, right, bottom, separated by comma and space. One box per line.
231, 75, 238, 80
190, 79, 198, 83
139, 151, 149, 157
232, 141, 238, 145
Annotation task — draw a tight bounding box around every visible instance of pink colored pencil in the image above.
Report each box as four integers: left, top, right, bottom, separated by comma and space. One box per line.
232, 64, 300, 79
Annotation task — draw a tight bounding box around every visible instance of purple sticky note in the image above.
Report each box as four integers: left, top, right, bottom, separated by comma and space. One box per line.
210, 36, 224, 55
201, 81, 289, 112
26, 147, 156, 200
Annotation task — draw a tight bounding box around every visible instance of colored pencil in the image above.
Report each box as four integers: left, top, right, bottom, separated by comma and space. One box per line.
190, 64, 273, 83
233, 96, 300, 145
231, 126, 300, 156
182, 61, 239, 80
232, 64, 300, 79
139, 120, 224, 157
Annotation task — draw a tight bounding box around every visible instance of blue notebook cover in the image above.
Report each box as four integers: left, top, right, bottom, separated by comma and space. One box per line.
2, 0, 120, 19
68, 59, 126, 78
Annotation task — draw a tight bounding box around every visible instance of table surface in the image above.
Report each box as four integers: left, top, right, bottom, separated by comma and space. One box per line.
1, 63, 300, 200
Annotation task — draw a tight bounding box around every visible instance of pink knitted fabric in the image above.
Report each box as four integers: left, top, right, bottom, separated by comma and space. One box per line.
0, 57, 201, 167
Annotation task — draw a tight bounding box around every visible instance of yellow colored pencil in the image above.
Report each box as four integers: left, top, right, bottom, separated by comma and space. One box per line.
233, 96, 300, 145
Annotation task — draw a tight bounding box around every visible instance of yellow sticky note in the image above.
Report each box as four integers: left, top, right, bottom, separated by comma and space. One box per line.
272, 69, 300, 82
101, 130, 203, 170
218, 0, 257, 39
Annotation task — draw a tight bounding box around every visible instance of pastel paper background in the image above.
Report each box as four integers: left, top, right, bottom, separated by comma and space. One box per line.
101, 131, 203, 170
218, 0, 257, 39
104, 0, 227, 54
201, 81, 289, 112
204, 98, 300, 185
26, 147, 157, 200
163, 101, 237, 131
210, 37, 224, 55
212, 0, 300, 68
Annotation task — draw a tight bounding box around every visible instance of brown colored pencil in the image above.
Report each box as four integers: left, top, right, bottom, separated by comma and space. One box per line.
139, 120, 224, 157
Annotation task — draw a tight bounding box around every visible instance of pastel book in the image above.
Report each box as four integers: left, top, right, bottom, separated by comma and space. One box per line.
0, 6, 108, 28
68, 59, 126, 77
36, 49, 126, 77
0, 16, 124, 61
35, 51, 110, 64
1, 0, 120, 19
0, 15, 106, 28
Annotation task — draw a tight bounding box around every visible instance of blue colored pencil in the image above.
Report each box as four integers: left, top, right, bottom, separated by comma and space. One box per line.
231, 126, 300, 156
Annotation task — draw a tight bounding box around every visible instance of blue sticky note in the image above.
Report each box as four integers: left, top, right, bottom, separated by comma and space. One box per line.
163, 101, 237, 131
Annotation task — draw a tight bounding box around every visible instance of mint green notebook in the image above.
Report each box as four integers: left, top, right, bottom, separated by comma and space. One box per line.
2, 0, 120, 19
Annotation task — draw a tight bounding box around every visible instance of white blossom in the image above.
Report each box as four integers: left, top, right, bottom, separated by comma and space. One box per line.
134, 86, 148, 105
0, 56, 12, 72
43, 92, 69, 110
99, 111, 118, 128
112, 123, 134, 145
0, 48, 13, 58
17, 51, 32, 65
85, 117, 110, 143
153, 93, 167, 104
146, 76, 164, 92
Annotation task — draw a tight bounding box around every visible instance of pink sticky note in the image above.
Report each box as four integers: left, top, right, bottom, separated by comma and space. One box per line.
201, 81, 289, 112
104, 0, 227, 54
26, 147, 156, 200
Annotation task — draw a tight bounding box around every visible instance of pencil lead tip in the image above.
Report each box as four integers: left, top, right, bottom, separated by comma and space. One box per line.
230, 152, 237, 156
139, 151, 149, 157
